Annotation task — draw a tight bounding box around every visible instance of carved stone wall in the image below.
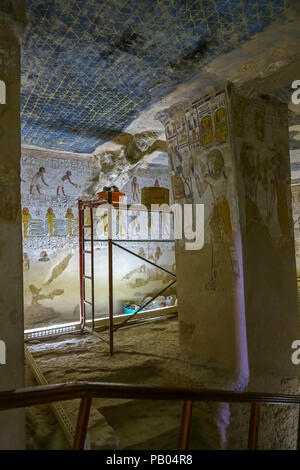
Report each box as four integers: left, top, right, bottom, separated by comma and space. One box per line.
158, 84, 299, 386
0, 0, 25, 450
21, 148, 175, 329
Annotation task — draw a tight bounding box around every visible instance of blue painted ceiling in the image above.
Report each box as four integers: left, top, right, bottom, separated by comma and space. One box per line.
21, 0, 286, 153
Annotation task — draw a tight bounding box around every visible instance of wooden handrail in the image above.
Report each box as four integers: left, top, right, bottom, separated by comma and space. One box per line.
1, 381, 300, 409
0, 381, 299, 450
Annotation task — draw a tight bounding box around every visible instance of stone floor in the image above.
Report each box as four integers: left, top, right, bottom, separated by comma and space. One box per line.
25, 315, 233, 450
25, 314, 300, 450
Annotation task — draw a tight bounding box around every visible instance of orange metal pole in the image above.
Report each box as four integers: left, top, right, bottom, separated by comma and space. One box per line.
90, 206, 95, 331
297, 405, 300, 450
248, 403, 260, 450
179, 400, 193, 450
73, 396, 92, 450
78, 200, 85, 330
108, 192, 113, 355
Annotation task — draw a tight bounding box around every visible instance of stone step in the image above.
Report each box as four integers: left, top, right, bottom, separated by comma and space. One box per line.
96, 398, 182, 450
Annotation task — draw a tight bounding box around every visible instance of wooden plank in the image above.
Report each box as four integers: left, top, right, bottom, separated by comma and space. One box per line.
24, 345, 76, 448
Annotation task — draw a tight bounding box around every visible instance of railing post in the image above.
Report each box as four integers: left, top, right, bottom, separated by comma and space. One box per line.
90, 206, 95, 332
73, 396, 92, 450
248, 403, 260, 450
297, 405, 300, 450
108, 191, 114, 356
179, 400, 193, 450
78, 200, 84, 330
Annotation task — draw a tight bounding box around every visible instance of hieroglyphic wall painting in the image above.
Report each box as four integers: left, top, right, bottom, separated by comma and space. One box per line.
231, 89, 292, 245
21, 152, 174, 329
159, 86, 296, 361
291, 183, 300, 278
21, 153, 91, 257
214, 106, 227, 144
185, 108, 200, 144
160, 91, 239, 292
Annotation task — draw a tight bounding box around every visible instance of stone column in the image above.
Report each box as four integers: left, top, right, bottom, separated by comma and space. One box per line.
229, 88, 299, 386
0, 1, 26, 449
157, 85, 299, 391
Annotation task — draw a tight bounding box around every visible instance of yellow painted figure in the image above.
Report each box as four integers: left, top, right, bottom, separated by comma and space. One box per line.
65, 208, 74, 236
100, 213, 108, 236
201, 114, 213, 147
84, 214, 92, 237
46, 207, 55, 236
22, 207, 31, 238
116, 212, 126, 237
214, 107, 227, 144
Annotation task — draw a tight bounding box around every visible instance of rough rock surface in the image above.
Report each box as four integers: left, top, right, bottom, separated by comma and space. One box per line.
81, 131, 166, 199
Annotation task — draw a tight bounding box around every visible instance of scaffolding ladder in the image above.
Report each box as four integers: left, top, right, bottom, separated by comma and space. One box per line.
78, 193, 176, 356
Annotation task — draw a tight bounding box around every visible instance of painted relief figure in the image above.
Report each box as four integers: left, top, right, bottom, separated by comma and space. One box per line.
22, 207, 31, 237
30, 167, 48, 195
138, 248, 146, 272
168, 143, 177, 174
85, 213, 92, 237
100, 212, 108, 236
186, 109, 200, 143
181, 148, 194, 203
166, 121, 177, 139
270, 147, 291, 238
38, 251, 49, 262
162, 212, 170, 237
131, 176, 140, 202
239, 143, 261, 231
57, 170, 78, 196
214, 107, 227, 144
65, 207, 74, 219
46, 208, 55, 236
196, 149, 232, 240
258, 153, 274, 226
173, 147, 183, 177
168, 146, 186, 201
116, 210, 126, 238
176, 118, 188, 145
23, 252, 30, 271
128, 211, 138, 237
154, 246, 162, 263
171, 146, 193, 204
195, 149, 236, 289
65, 208, 74, 236
171, 175, 186, 201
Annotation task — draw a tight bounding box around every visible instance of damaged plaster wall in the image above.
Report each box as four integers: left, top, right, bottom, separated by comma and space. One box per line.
81, 131, 166, 198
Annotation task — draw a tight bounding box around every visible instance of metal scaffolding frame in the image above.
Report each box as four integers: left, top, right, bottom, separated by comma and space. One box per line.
78, 193, 176, 355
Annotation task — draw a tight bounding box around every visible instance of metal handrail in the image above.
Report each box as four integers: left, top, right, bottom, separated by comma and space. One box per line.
0, 381, 299, 450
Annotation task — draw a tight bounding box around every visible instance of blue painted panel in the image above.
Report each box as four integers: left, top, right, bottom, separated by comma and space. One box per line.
21, 0, 285, 153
